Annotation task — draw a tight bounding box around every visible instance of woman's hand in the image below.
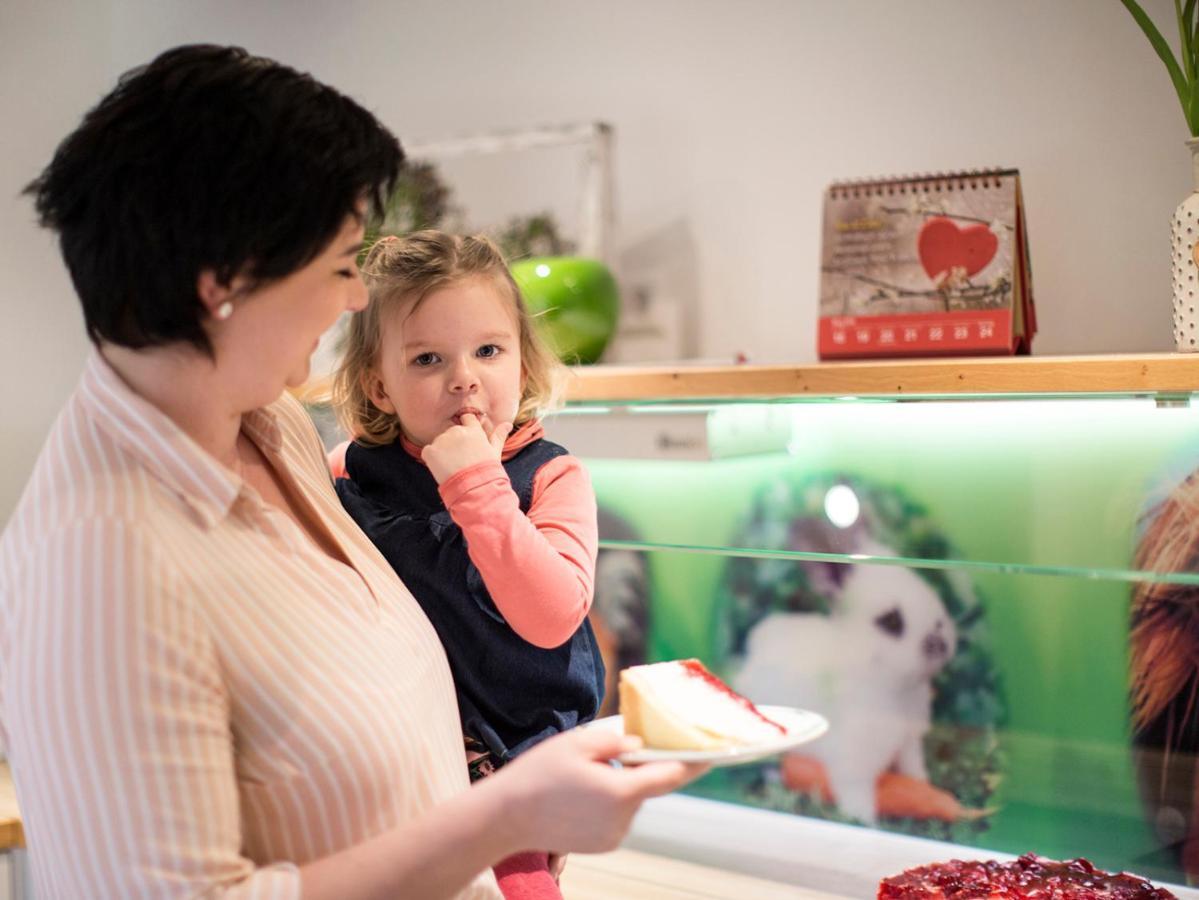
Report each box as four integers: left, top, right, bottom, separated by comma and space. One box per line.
421, 414, 512, 484
490, 727, 709, 856
299, 725, 702, 900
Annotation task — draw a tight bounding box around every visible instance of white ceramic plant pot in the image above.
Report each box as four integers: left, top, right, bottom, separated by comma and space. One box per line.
1172, 138, 1199, 351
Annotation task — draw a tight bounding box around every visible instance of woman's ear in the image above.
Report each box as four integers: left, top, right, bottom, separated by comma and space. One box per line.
363, 370, 396, 414
197, 269, 243, 321
197, 269, 251, 321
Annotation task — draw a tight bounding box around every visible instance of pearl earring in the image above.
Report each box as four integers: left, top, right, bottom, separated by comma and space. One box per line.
215, 301, 233, 321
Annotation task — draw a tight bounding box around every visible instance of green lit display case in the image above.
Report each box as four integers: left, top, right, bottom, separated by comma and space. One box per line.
545, 354, 1199, 895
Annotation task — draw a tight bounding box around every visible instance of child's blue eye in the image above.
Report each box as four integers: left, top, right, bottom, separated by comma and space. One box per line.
414, 353, 439, 367
477, 344, 500, 359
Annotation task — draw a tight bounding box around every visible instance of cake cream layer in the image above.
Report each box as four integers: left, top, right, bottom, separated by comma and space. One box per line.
620, 659, 785, 750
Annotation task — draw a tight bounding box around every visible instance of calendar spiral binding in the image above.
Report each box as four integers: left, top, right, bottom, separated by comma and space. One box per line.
826, 168, 1018, 200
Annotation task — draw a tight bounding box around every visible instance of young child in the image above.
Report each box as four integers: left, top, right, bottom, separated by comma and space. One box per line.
329, 231, 604, 897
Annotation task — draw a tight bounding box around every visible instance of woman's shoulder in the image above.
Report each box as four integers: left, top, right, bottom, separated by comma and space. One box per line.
269, 390, 326, 448
2, 396, 158, 558
0, 488, 178, 614
267, 390, 340, 477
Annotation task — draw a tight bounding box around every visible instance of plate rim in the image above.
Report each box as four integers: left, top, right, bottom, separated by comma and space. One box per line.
586, 704, 829, 765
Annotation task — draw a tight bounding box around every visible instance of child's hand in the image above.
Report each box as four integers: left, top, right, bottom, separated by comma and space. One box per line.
421, 414, 513, 484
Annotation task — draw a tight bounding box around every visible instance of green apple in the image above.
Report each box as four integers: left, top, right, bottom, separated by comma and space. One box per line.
510, 257, 620, 365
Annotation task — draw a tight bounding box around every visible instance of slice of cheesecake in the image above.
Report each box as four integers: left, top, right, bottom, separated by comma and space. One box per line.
619, 658, 787, 751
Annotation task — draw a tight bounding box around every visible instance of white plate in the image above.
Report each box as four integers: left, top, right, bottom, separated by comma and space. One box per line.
585, 705, 829, 766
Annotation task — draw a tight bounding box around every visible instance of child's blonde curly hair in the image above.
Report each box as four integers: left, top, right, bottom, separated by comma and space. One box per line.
332, 230, 564, 446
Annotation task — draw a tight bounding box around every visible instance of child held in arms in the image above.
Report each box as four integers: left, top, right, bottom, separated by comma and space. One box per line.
329, 231, 604, 899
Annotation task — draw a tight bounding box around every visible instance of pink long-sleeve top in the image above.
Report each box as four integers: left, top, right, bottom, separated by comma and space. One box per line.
328, 421, 597, 650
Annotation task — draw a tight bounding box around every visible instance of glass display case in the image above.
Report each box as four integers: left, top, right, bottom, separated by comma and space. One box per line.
542, 354, 1199, 897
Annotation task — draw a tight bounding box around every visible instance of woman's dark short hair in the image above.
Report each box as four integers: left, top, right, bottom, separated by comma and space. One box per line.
25, 44, 403, 355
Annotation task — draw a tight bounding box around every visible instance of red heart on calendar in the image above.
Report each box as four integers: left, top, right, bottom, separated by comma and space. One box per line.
917, 217, 998, 282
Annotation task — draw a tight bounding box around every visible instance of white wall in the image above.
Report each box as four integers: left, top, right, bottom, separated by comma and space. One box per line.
0, 0, 1187, 521
0, 0, 116, 521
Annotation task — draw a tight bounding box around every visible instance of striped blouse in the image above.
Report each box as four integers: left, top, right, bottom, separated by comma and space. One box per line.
0, 350, 501, 899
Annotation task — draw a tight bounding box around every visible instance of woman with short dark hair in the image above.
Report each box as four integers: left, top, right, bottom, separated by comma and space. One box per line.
1, 44, 697, 899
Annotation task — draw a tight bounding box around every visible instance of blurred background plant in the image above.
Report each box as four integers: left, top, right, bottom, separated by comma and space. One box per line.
363, 159, 572, 264
363, 160, 453, 258
495, 213, 574, 262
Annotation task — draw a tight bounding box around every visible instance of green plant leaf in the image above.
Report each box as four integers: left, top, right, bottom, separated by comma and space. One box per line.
1122, 0, 1192, 119
1189, 0, 1199, 134
1190, 0, 1199, 79
1190, 73, 1199, 134
1179, 0, 1196, 82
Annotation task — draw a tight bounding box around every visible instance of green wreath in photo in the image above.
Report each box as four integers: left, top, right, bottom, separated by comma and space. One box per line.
692, 471, 1005, 843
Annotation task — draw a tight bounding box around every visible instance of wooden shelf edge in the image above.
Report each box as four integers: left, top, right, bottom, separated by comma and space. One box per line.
561, 353, 1199, 401
295, 354, 1199, 405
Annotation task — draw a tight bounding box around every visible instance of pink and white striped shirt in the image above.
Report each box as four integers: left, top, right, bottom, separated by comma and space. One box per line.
0, 350, 501, 899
